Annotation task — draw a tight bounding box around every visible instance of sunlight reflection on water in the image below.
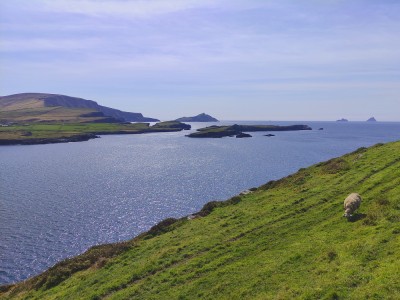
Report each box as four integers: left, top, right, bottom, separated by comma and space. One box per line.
1, 121, 400, 284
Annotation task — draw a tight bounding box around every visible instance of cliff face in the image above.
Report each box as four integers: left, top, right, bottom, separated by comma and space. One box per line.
0, 93, 159, 122
42, 95, 158, 122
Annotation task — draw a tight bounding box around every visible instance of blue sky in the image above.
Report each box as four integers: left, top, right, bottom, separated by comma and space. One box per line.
1, 0, 399, 121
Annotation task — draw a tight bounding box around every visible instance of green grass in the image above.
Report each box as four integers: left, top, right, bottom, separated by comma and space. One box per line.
0, 122, 185, 143
1, 142, 400, 299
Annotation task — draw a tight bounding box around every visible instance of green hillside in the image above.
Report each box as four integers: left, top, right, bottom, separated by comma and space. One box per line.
0, 105, 112, 123
1, 141, 399, 299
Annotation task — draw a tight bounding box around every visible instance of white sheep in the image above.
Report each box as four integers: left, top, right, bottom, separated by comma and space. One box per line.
343, 193, 362, 218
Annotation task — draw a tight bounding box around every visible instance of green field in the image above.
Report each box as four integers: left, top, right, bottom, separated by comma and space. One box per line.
1, 141, 399, 299
0, 122, 188, 144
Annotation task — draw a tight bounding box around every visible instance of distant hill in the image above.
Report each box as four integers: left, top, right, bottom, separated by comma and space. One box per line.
175, 113, 218, 122
336, 118, 349, 122
0, 93, 159, 123
367, 117, 377, 122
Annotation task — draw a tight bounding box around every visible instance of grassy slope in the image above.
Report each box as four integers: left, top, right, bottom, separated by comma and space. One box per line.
0, 99, 43, 111
0, 94, 158, 123
0, 100, 109, 123
2, 142, 400, 299
0, 95, 104, 123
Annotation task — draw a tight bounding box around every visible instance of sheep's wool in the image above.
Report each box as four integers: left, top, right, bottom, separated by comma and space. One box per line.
344, 193, 362, 217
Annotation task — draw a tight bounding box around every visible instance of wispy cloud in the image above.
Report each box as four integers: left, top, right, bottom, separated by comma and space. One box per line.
1, 0, 399, 120
0, 38, 101, 52
36, 0, 218, 17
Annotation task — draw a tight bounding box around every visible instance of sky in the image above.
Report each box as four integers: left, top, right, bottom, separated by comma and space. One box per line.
0, 0, 399, 121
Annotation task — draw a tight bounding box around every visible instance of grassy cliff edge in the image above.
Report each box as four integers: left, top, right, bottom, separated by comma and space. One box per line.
1, 141, 399, 299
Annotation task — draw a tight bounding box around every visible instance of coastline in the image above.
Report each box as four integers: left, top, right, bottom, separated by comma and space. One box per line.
2, 140, 399, 298
187, 124, 312, 138
0, 122, 191, 146
0, 133, 99, 145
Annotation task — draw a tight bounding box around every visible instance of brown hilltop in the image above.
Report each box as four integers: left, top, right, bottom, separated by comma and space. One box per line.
0, 93, 159, 123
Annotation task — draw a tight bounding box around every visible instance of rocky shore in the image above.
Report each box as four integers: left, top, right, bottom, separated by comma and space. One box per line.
0, 133, 99, 145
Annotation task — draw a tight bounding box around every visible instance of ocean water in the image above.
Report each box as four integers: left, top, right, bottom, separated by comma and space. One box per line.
1, 121, 400, 284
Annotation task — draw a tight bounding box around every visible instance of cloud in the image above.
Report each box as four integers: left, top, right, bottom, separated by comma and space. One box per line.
37, 0, 218, 18
0, 38, 101, 52
1, 0, 399, 120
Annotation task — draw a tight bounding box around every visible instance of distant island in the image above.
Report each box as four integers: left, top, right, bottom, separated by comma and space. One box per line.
336, 118, 349, 122
367, 117, 377, 122
0, 93, 159, 123
175, 113, 218, 122
187, 124, 311, 138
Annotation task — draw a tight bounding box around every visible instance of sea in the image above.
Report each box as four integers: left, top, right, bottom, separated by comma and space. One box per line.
1, 121, 400, 285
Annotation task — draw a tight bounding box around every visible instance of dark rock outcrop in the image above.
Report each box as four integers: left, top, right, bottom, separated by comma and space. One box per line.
236, 133, 252, 138
152, 121, 191, 130
230, 124, 311, 132
367, 117, 377, 122
0, 134, 99, 145
187, 124, 312, 138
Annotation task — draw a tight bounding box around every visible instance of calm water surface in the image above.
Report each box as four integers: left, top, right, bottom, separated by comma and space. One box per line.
1, 121, 400, 284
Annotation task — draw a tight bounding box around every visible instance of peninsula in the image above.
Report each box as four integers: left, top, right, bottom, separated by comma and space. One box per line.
1, 141, 399, 299
187, 124, 312, 138
175, 113, 219, 122
0, 92, 194, 145
0, 121, 191, 145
